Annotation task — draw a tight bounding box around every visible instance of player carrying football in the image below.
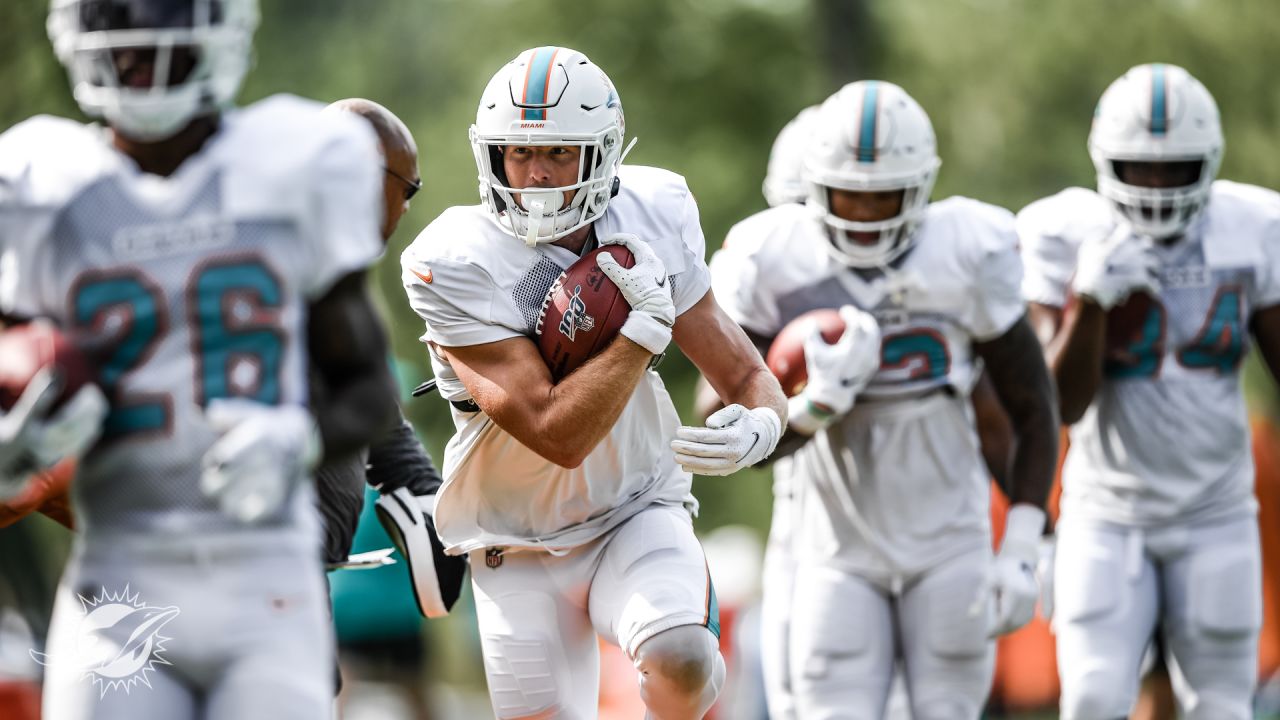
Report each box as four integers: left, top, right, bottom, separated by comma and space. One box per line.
0, 1, 398, 717
401, 46, 787, 719
707, 80, 1058, 718
1020, 63, 1280, 719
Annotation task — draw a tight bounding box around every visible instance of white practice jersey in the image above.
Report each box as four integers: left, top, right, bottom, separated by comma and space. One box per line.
0, 96, 383, 534
1019, 183, 1280, 526
711, 199, 1025, 575
401, 165, 711, 554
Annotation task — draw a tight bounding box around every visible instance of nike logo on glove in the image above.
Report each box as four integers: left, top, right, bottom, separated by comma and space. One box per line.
656, 276, 667, 288
734, 432, 760, 464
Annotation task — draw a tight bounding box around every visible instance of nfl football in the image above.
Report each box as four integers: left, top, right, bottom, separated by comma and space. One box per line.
1104, 290, 1159, 351
0, 321, 97, 413
536, 245, 635, 381
765, 308, 846, 397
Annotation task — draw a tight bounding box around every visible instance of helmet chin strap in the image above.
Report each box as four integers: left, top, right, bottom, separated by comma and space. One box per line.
522, 189, 561, 247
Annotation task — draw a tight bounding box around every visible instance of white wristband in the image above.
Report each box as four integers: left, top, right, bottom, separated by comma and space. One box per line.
786, 393, 836, 436
619, 312, 672, 356
1002, 504, 1047, 561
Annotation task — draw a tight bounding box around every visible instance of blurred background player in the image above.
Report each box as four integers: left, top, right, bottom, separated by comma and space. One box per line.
401, 46, 787, 719
718, 100, 1022, 720
1019, 62, 1280, 719
318, 97, 464, 719
706, 80, 1058, 719
0, 0, 399, 717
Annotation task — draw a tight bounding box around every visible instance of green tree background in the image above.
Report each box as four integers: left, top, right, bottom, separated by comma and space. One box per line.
3, 0, 1279, 714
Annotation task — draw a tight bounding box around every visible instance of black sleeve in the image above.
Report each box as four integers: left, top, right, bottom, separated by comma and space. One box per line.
314, 449, 369, 566
365, 407, 443, 497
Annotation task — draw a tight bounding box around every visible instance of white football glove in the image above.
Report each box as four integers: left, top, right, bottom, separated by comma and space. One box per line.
1037, 534, 1056, 622
671, 404, 783, 476
200, 399, 321, 524
788, 305, 881, 435
987, 504, 1046, 637
1072, 226, 1161, 310
0, 367, 107, 500
596, 233, 675, 355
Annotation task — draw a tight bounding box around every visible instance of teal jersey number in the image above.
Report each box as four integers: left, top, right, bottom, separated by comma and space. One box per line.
880, 328, 950, 380
191, 259, 285, 405
1104, 304, 1166, 379
71, 257, 286, 442
71, 272, 169, 440
1177, 286, 1245, 374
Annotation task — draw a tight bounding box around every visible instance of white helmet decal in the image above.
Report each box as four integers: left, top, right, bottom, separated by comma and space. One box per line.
47, 0, 259, 142
1089, 63, 1223, 239
804, 81, 941, 268
471, 47, 629, 246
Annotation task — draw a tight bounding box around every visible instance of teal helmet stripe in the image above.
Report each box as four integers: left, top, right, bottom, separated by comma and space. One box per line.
1150, 64, 1167, 136
856, 82, 879, 163
521, 47, 560, 122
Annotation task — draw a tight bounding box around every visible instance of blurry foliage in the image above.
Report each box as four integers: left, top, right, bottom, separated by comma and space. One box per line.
2, 0, 1280, 537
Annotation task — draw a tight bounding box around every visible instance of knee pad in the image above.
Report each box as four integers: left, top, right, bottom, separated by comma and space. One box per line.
1060, 669, 1133, 720
634, 625, 720, 696
913, 698, 982, 720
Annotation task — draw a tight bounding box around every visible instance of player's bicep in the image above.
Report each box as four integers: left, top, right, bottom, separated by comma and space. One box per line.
974, 314, 1058, 425
438, 336, 555, 422
674, 289, 771, 404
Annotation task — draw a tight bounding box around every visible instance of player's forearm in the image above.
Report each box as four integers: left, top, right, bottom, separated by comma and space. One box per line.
976, 317, 1059, 509
530, 337, 653, 468
314, 367, 398, 460
1047, 301, 1107, 425
366, 410, 442, 496
720, 365, 788, 430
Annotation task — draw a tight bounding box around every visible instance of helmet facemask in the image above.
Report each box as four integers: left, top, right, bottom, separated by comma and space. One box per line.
804, 81, 941, 269
47, 0, 258, 142
471, 126, 626, 247
1089, 63, 1224, 240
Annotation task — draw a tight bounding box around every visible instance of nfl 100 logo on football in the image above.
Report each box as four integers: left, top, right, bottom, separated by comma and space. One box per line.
31, 585, 179, 698
558, 284, 595, 341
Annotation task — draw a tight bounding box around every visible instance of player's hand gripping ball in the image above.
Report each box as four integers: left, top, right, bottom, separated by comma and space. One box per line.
535, 245, 635, 381
0, 321, 107, 499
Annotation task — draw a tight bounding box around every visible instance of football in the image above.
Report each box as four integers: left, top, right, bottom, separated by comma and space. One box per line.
765, 308, 846, 397
535, 245, 635, 381
0, 321, 97, 413
1105, 290, 1159, 351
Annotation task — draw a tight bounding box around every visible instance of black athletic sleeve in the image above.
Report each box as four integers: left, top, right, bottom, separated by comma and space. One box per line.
365, 408, 443, 497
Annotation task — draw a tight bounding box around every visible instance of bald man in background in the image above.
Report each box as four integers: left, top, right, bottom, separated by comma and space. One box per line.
316, 98, 464, 630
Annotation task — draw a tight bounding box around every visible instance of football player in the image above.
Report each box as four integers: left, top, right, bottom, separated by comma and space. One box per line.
1019, 63, 1280, 719
707, 80, 1058, 718
401, 46, 788, 719
0, 1, 398, 718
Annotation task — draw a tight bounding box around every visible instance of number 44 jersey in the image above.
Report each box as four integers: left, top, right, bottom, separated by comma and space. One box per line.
1019, 183, 1280, 526
0, 96, 383, 534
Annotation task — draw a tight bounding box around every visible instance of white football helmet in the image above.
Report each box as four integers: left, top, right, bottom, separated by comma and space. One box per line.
471, 46, 628, 246
47, 0, 258, 142
804, 81, 941, 268
1089, 63, 1223, 239
762, 105, 819, 207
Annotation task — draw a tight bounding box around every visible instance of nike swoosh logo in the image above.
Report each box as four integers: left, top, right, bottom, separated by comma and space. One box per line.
581, 103, 601, 111
412, 268, 433, 284
734, 432, 761, 464
656, 276, 667, 288
839, 377, 857, 387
